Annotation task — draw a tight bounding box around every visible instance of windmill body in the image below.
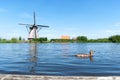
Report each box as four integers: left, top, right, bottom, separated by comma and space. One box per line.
19, 12, 49, 40
28, 26, 38, 40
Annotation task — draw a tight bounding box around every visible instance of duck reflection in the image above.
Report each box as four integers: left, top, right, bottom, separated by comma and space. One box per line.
29, 43, 38, 74
76, 55, 94, 61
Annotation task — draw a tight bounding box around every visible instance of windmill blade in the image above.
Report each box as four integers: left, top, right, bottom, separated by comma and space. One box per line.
19, 23, 33, 26
26, 26, 30, 33
37, 25, 49, 27
34, 12, 36, 25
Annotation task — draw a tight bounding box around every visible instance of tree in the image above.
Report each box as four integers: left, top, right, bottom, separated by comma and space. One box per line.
44, 37, 48, 41
19, 36, 22, 41
11, 38, 18, 43
109, 35, 120, 43
1, 39, 7, 43
32, 37, 48, 43
0, 38, 1, 42
76, 36, 87, 42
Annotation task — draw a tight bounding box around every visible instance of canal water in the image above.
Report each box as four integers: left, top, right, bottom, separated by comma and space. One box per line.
0, 43, 120, 76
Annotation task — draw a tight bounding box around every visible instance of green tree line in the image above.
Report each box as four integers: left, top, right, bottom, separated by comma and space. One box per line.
1, 35, 120, 43
50, 35, 120, 43
30, 37, 48, 43
50, 39, 74, 43
0, 37, 25, 43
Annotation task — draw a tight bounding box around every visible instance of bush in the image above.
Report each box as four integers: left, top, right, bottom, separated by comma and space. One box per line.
76, 36, 87, 42
32, 37, 48, 43
109, 35, 120, 43
11, 38, 18, 43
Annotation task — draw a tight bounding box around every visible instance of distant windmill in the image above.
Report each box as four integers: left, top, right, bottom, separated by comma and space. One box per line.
19, 12, 49, 40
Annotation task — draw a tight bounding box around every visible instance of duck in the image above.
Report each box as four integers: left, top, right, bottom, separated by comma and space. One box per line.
75, 50, 94, 58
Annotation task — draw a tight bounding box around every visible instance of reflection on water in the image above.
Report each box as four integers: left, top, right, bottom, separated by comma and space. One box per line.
29, 43, 37, 74
29, 43, 37, 62
89, 56, 93, 61
76, 56, 94, 61
61, 44, 93, 62
1, 43, 120, 76
61, 43, 70, 58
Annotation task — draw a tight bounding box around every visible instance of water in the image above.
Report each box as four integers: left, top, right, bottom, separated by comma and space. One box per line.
0, 43, 120, 76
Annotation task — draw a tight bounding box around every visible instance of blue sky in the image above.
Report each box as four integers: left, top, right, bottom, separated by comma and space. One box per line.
0, 0, 120, 39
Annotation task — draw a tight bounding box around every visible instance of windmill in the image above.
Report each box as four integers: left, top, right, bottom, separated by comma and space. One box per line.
19, 12, 49, 40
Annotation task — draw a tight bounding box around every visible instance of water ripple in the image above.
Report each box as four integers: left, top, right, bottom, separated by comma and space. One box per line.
0, 43, 120, 76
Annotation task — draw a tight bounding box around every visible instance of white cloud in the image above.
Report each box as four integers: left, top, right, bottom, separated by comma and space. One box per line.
105, 30, 120, 33
113, 22, 120, 27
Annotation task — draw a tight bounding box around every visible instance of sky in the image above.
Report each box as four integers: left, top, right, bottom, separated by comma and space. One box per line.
0, 0, 120, 39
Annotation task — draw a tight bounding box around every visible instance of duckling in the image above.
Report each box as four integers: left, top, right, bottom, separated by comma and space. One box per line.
75, 50, 94, 58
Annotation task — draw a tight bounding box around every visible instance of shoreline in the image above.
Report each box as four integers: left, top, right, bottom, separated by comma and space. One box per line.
0, 74, 120, 80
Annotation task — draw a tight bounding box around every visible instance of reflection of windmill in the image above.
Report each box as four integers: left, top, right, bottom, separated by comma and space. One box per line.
29, 43, 38, 73
19, 12, 49, 40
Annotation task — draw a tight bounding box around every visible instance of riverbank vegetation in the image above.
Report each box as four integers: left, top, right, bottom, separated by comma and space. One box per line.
30, 37, 48, 43
50, 35, 120, 43
0, 37, 25, 43
1, 35, 120, 43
